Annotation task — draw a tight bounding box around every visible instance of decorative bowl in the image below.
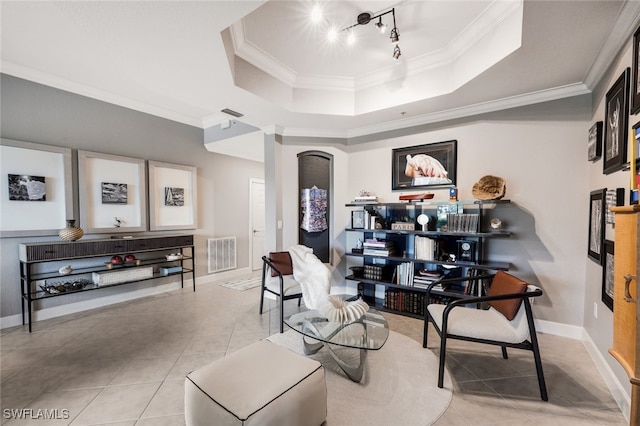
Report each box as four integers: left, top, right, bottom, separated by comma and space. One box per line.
165, 254, 183, 261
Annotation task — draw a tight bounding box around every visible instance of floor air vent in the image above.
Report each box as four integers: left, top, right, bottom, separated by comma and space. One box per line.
208, 237, 237, 273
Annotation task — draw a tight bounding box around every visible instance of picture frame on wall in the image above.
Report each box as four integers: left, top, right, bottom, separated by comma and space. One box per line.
605, 188, 624, 224
0, 139, 75, 237
587, 121, 602, 161
603, 68, 630, 174
602, 239, 614, 311
588, 188, 606, 264
78, 150, 147, 234
632, 25, 640, 115
148, 160, 197, 231
391, 140, 457, 190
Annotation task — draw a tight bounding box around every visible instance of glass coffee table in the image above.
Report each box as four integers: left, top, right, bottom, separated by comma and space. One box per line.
284, 307, 389, 382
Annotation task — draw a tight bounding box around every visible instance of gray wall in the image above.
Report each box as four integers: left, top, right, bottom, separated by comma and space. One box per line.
0, 74, 264, 319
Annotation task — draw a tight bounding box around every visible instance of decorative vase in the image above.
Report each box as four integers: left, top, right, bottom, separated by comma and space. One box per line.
59, 219, 84, 242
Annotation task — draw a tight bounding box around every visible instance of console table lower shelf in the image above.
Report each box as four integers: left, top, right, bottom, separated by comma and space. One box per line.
19, 234, 195, 332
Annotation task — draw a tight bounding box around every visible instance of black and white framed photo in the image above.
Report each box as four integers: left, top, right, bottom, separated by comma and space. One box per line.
605, 188, 624, 224
602, 239, 614, 311
604, 68, 630, 174
588, 188, 606, 264
148, 160, 197, 231
164, 187, 184, 206
632, 25, 640, 115
101, 182, 128, 204
1, 139, 74, 237
351, 210, 365, 229
78, 150, 147, 234
8, 174, 46, 201
391, 140, 457, 190
587, 121, 602, 161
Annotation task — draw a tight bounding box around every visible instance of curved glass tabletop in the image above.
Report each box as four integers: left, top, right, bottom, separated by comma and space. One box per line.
284, 307, 389, 350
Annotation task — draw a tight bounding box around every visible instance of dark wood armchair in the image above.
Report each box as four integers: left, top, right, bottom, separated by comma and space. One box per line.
259, 252, 303, 333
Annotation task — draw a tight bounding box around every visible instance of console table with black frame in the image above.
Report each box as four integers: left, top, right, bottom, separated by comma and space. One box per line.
19, 234, 195, 332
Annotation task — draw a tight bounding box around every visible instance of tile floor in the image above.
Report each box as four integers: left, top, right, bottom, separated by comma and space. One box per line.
0, 280, 628, 425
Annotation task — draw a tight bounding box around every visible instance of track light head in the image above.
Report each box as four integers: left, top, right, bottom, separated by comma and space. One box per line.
393, 44, 401, 60
375, 17, 387, 34
390, 27, 399, 43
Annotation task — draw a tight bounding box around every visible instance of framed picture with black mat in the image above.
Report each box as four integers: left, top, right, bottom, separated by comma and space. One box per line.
603, 68, 630, 174
602, 239, 614, 311
588, 188, 605, 264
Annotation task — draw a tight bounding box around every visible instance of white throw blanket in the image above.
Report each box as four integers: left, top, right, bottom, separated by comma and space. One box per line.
288, 245, 331, 309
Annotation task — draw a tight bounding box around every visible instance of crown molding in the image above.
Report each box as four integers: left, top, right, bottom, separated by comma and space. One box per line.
584, 0, 640, 89
1, 61, 202, 128
279, 82, 591, 141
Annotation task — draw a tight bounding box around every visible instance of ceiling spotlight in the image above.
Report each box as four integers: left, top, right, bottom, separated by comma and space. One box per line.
347, 31, 356, 45
327, 27, 338, 42
390, 27, 399, 43
311, 3, 322, 23
393, 44, 401, 60
375, 17, 387, 34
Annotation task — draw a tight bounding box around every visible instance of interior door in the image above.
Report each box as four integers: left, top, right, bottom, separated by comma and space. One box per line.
250, 179, 266, 270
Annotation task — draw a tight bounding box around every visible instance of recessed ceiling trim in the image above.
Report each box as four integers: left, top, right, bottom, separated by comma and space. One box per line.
230, 20, 297, 86
280, 82, 591, 140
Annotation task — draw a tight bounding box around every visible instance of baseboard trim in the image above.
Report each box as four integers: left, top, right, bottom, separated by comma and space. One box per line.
581, 330, 631, 422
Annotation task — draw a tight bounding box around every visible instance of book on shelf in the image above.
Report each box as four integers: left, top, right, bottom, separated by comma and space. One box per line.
414, 235, 436, 260
363, 248, 394, 256
363, 238, 393, 248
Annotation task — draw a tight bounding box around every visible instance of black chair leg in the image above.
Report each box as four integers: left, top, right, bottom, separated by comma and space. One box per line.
501, 346, 508, 359
438, 333, 447, 388
423, 315, 430, 348
297, 296, 302, 307
531, 336, 548, 401
279, 296, 284, 333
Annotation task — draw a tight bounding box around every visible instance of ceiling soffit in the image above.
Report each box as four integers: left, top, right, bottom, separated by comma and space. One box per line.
226, 0, 523, 116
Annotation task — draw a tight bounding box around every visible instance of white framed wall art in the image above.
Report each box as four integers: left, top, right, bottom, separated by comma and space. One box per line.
78, 150, 147, 234
148, 160, 197, 231
0, 139, 74, 237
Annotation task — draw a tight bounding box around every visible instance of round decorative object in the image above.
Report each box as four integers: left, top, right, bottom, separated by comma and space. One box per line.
110, 255, 123, 264
490, 218, 503, 230
318, 295, 370, 323
417, 214, 429, 225
58, 219, 84, 242
58, 265, 72, 275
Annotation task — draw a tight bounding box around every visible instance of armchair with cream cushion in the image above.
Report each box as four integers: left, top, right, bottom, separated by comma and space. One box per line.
423, 270, 548, 401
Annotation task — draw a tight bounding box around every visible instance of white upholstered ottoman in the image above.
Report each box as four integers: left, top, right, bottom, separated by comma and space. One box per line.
184, 339, 327, 426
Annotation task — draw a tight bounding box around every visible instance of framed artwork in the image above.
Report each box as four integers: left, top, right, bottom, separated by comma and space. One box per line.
588, 188, 606, 264
148, 160, 197, 231
351, 210, 365, 229
78, 150, 147, 234
587, 121, 602, 161
8, 174, 46, 201
603, 68, 630, 174
1, 139, 75, 237
101, 182, 128, 204
632, 25, 640, 115
602, 239, 614, 311
605, 188, 624, 224
392, 140, 457, 190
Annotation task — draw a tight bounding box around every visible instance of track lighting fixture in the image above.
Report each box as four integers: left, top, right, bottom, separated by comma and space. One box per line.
393, 44, 401, 60
315, 6, 402, 59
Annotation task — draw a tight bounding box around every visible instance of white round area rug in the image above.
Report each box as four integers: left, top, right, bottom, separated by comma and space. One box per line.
268, 330, 452, 426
